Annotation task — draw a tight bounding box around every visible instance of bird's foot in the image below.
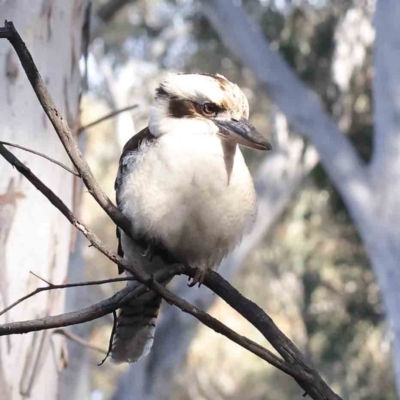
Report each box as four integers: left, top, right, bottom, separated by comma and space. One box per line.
141, 243, 154, 262
188, 268, 206, 288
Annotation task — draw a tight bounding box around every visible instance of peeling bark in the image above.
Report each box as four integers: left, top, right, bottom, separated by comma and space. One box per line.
0, 2, 87, 399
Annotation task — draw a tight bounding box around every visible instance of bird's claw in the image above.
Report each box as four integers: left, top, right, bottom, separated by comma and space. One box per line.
188, 268, 206, 288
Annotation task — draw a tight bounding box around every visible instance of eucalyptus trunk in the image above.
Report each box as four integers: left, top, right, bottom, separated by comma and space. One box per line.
0, 1, 87, 399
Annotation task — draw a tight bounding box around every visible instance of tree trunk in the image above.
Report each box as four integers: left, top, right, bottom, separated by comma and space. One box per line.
0, 1, 87, 399
59, 234, 91, 400
364, 24, 400, 378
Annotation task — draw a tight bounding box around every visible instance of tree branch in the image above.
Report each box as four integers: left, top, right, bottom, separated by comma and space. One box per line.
53, 329, 107, 355
0, 140, 339, 397
78, 104, 137, 133
204, 271, 341, 400
0, 141, 79, 176
0, 276, 136, 317
0, 142, 299, 379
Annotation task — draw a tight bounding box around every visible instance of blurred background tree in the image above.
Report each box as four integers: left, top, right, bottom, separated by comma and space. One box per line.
58, 1, 398, 399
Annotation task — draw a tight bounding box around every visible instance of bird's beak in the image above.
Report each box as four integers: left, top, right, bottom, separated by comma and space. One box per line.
215, 118, 272, 151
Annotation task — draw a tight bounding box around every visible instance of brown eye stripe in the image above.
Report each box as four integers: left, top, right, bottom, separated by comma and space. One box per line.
168, 97, 224, 119
168, 98, 198, 118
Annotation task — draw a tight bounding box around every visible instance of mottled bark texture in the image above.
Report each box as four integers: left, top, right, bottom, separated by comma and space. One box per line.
0, 1, 87, 399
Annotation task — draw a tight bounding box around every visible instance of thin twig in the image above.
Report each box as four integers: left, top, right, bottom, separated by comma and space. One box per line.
29, 271, 54, 287
53, 328, 107, 355
78, 104, 138, 133
98, 310, 118, 365
0, 141, 79, 176
0, 262, 294, 377
0, 274, 135, 317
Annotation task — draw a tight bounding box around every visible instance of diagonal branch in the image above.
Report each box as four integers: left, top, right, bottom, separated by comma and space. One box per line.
0, 141, 79, 176
53, 329, 107, 355
0, 141, 339, 398
204, 271, 340, 400
0, 276, 136, 317
0, 142, 296, 379
78, 104, 138, 133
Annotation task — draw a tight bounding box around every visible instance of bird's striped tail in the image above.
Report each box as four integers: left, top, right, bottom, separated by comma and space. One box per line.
111, 280, 163, 364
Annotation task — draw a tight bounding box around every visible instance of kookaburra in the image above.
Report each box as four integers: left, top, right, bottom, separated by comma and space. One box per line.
111, 73, 271, 363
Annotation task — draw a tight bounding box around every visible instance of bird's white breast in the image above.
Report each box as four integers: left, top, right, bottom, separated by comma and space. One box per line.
118, 130, 256, 269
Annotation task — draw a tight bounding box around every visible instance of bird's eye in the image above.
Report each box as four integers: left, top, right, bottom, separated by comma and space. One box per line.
202, 103, 218, 117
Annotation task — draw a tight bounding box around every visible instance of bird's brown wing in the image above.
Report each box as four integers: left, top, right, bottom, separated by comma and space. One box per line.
114, 126, 156, 201
115, 127, 156, 272
112, 128, 167, 363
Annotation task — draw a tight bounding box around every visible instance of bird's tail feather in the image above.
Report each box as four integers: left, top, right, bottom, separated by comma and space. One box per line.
111, 281, 163, 363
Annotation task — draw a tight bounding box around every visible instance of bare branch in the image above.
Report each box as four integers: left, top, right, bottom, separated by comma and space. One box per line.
0, 143, 298, 379
78, 104, 138, 133
0, 264, 294, 378
0, 274, 135, 317
29, 271, 54, 286
0, 281, 147, 334
53, 329, 107, 355
204, 271, 341, 400
0, 141, 79, 176
0, 126, 338, 400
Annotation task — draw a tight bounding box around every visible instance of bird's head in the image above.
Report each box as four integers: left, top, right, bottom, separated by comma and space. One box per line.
148, 73, 271, 151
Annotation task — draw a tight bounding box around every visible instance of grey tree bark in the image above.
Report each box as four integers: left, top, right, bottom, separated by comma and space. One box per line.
0, 1, 87, 399
202, 0, 400, 395
59, 234, 91, 400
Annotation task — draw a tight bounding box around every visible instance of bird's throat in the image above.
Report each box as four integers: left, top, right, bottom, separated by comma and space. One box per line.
221, 139, 237, 185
